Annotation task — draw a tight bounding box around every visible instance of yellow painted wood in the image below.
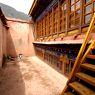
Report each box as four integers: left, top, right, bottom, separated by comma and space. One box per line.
68, 13, 95, 82
68, 30, 79, 36
82, 27, 88, 33
80, 40, 95, 63
59, 33, 65, 37
69, 82, 95, 95
81, 63, 95, 72
48, 36, 52, 39
53, 34, 58, 38
86, 54, 95, 59
76, 72, 95, 86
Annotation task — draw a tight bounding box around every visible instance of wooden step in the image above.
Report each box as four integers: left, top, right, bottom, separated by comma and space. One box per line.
69, 82, 95, 95
76, 72, 95, 86
64, 92, 74, 95
81, 63, 95, 72
86, 55, 95, 59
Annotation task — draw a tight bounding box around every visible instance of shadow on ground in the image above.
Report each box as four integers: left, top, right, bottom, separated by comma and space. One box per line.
0, 24, 26, 95
0, 62, 25, 95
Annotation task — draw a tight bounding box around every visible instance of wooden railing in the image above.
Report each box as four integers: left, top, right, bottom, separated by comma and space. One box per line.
80, 40, 95, 64
62, 13, 95, 93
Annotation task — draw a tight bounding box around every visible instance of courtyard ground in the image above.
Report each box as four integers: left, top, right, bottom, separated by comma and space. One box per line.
0, 56, 67, 95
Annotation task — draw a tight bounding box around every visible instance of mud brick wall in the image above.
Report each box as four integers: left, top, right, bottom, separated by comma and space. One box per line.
7, 18, 35, 57
0, 19, 7, 67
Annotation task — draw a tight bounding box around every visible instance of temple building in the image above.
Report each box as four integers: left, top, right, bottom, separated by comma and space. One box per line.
29, 0, 95, 94
29, 0, 95, 76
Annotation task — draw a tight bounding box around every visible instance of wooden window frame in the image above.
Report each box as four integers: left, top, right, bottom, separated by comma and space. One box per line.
35, 0, 95, 39
48, 11, 52, 36
53, 4, 58, 35
69, 0, 81, 29
83, 0, 95, 24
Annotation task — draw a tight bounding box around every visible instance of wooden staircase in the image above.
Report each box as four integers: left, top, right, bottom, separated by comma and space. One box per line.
61, 13, 95, 95
63, 43, 95, 95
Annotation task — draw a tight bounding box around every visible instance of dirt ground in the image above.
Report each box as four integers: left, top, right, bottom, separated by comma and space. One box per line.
0, 56, 67, 95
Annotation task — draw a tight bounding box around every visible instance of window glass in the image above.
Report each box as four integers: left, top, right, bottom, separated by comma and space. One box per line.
85, 4, 92, 14
71, 0, 74, 5
71, 5, 74, 12
85, 14, 92, 23
64, 4, 67, 10
70, 14, 74, 20
76, 10, 80, 18
76, 1, 80, 9
85, 0, 91, 4
62, 4, 67, 15
69, 0, 81, 28
64, 10, 67, 15
94, 2, 95, 11
59, 2, 67, 32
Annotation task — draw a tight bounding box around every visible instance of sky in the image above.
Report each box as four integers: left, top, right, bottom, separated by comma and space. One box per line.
0, 0, 34, 14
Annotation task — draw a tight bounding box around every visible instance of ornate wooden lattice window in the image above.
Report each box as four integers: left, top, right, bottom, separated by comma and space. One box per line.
44, 16, 47, 36
43, 18, 45, 36
41, 18, 44, 37
36, 22, 38, 38
36, 21, 41, 38
59, 1, 67, 33
40, 21, 42, 37
83, 0, 95, 24
69, 0, 81, 28
48, 11, 52, 35
40, 20, 42, 37
45, 15, 49, 36
53, 5, 58, 34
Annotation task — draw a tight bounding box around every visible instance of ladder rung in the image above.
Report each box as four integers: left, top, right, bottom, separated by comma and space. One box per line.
69, 82, 95, 95
76, 72, 95, 86
81, 63, 95, 72
86, 55, 95, 59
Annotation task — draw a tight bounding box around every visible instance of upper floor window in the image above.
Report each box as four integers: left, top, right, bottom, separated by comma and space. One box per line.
59, 1, 67, 33
49, 11, 52, 35
53, 5, 58, 34
69, 0, 81, 28
84, 0, 95, 24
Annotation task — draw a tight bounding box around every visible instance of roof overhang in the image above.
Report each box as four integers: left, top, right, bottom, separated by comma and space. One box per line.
33, 40, 85, 45
0, 7, 8, 28
28, 0, 52, 20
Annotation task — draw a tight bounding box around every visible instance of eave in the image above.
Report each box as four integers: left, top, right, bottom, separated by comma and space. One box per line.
0, 7, 8, 28
28, 0, 53, 20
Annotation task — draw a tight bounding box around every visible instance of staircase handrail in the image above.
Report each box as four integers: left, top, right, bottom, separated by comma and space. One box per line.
80, 40, 95, 64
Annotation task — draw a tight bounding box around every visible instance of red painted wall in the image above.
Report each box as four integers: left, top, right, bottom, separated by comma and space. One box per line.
7, 18, 35, 57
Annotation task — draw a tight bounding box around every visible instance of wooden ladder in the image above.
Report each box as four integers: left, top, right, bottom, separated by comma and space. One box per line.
61, 13, 95, 95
